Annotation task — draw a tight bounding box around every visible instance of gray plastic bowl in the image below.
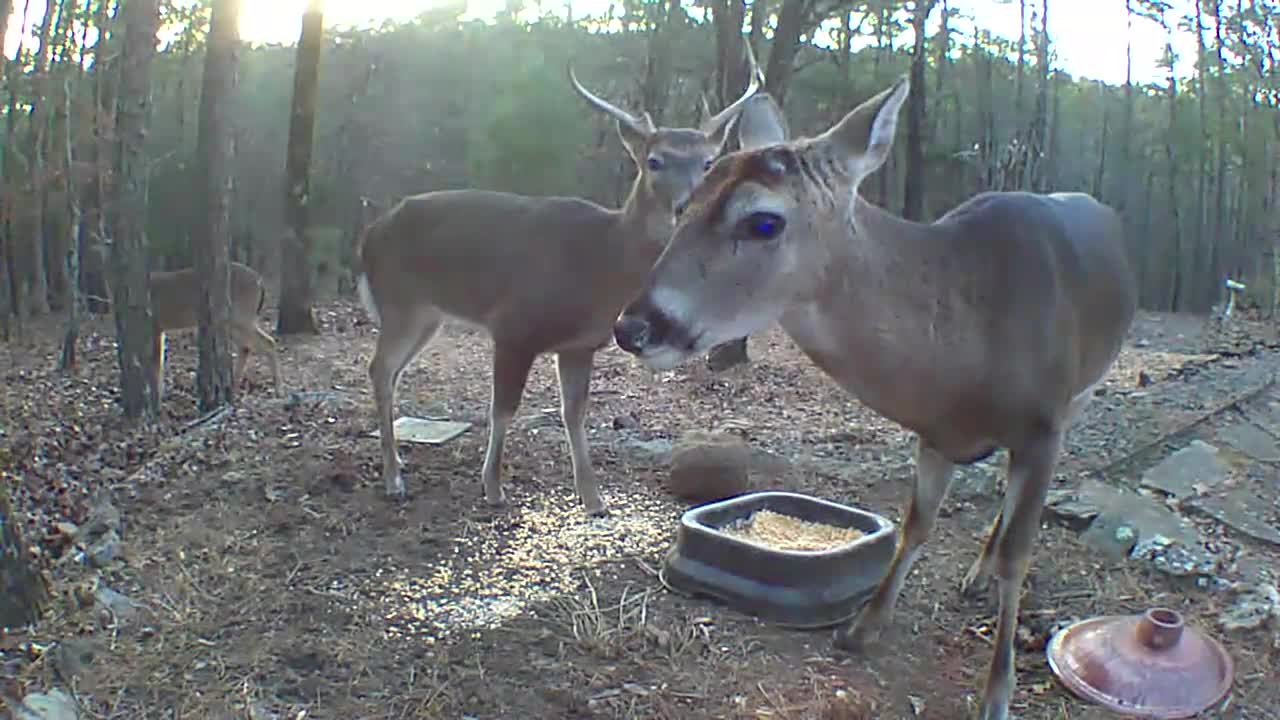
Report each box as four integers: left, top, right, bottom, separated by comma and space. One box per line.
659, 491, 896, 629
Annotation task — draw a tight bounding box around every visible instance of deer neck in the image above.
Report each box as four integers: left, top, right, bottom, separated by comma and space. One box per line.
616, 176, 675, 272
780, 194, 975, 434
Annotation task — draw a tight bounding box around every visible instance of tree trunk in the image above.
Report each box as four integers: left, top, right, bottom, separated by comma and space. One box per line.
21, 0, 58, 317
902, 0, 938, 222
194, 0, 241, 412
1029, 0, 1050, 192
1210, 0, 1228, 282
711, 0, 747, 109
1161, 23, 1183, 311
82, 0, 116, 315
763, 0, 807, 105
59, 78, 82, 371
1194, 0, 1211, 308
44, 0, 80, 312
0, 0, 13, 57
111, 0, 161, 421
0, 483, 49, 628
276, 0, 324, 336
1015, 0, 1027, 119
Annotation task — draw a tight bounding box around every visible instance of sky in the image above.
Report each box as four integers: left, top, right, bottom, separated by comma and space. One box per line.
4, 0, 1198, 86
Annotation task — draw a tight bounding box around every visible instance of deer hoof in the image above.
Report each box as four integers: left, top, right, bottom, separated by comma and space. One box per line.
832, 619, 880, 654
959, 565, 992, 599
384, 475, 407, 499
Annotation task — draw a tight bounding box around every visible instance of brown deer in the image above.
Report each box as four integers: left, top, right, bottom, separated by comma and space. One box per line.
94, 245, 282, 400
613, 77, 1138, 720
354, 47, 764, 511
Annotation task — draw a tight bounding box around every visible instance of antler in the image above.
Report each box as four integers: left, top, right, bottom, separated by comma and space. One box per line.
567, 63, 657, 137
701, 41, 763, 137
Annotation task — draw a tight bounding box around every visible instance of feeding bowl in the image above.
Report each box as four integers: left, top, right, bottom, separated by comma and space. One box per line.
659, 491, 896, 629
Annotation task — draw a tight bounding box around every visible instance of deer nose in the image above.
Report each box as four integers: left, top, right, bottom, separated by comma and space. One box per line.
614, 315, 651, 354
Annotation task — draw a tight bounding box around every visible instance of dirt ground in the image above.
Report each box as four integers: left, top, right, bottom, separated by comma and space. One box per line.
2, 301, 1278, 720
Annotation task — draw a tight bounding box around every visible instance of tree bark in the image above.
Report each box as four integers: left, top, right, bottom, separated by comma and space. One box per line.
277, 0, 324, 336
763, 0, 807, 105
82, 0, 116, 315
21, 0, 58, 317
1028, 0, 1050, 192
902, 0, 938, 221
111, 0, 161, 421
0, 483, 49, 629
58, 77, 82, 371
194, 0, 241, 411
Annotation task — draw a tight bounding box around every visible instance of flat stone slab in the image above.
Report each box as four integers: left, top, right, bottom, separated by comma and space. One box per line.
1048, 479, 1216, 576
368, 416, 472, 445
1140, 440, 1228, 498
1216, 421, 1280, 462
1189, 487, 1280, 546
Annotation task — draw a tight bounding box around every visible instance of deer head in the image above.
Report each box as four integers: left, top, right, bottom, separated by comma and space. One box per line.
567, 43, 762, 214
614, 78, 910, 368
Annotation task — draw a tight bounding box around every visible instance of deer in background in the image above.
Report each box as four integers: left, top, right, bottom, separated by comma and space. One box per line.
93, 243, 282, 401
613, 77, 1137, 720
355, 47, 763, 512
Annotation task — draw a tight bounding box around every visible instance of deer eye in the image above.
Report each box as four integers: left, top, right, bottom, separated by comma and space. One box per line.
703, 158, 714, 171
647, 155, 664, 171
745, 212, 785, 240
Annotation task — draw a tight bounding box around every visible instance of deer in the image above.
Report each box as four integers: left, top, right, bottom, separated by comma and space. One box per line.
93, 242, 282, 401
354, 47, 764, 512
145, 262, 282, 401
612, 76, 1138, 720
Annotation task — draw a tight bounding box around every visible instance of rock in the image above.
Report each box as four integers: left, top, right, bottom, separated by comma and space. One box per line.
1139, 440, 1228, 499
950, 461, 1001, 501
612, 414, 639, 431
1049, 479, 1217, 577
1219, 583, 1280, 632
1188, 487, 1280, 546
10, 688, 80, 720
667, 431, 753, 503
620, 438, 674, 465
81, 529, 121, 569
1216, 422, 1280, 462
82, 495, 122, 538
93, 585, 140, 624
49, 639, 97, 683
1079, 515, 1138, 561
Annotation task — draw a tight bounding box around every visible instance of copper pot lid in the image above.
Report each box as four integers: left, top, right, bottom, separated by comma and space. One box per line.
1046, 607, 1233, 718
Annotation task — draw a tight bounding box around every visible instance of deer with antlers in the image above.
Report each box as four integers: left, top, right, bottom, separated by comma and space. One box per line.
355, 49, 763, 512
613, 78, 1137, 720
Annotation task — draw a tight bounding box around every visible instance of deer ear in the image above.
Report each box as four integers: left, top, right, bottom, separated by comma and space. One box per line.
736, 93, 789, 151
822, 75, 909, 174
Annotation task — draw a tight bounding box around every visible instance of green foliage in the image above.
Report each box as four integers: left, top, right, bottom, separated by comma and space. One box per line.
466, 41, 588, 197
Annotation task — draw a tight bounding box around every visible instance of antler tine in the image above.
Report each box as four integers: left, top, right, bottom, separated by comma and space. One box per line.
701, 41, 764, 136
699, 93, 713, 123
567, 61, 655, 136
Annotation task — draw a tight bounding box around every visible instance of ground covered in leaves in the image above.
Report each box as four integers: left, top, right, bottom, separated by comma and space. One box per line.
2, 301, 1278, 719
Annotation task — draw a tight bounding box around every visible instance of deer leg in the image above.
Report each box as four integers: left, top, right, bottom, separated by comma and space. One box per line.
231, 327, 251, 389
480, 344, 536, 507
233, 322, 280, 396
556, 349, 606, 516
368, 310, 443, 497
834, 440, 955, 651
977, 430, 1062, 720
961, 508, 1002, 598
967, 388, 1091, 598
256, 325, 281, 396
